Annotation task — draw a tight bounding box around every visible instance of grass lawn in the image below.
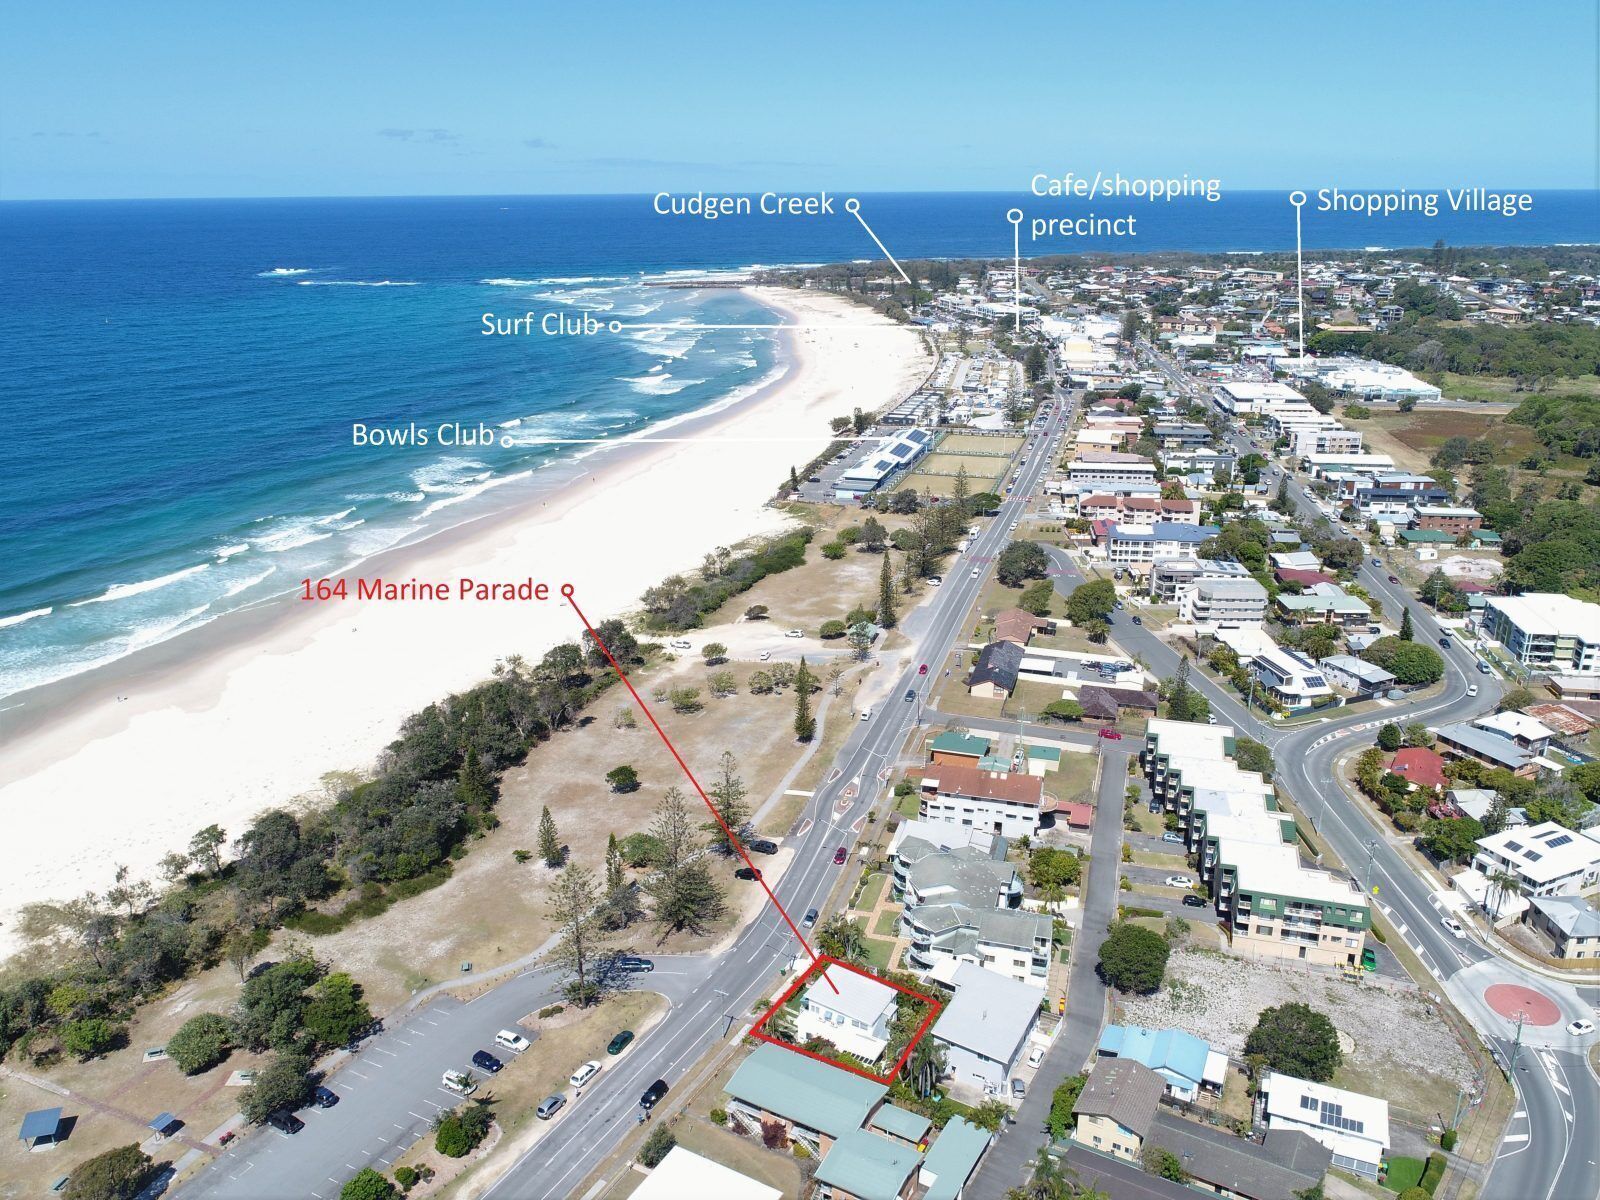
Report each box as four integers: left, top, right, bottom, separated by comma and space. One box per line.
873, 908, 901, 937
1130, 848, 1185, 868
861, 935, 896, 971
1048, 748, 1098, 805
1128, 805, 1168, 835
855, 871, 888, 912
1383, 1155, 1426, 1192
895, 789, 921, 818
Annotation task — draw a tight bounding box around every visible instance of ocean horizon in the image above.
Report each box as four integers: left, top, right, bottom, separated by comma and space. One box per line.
3, 190, 1597, 701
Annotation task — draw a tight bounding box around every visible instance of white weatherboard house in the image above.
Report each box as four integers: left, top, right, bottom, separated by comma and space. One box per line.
929, 962, 1042, 1092
793, 965, 898, 1062
1260, 1072, 1389, 1180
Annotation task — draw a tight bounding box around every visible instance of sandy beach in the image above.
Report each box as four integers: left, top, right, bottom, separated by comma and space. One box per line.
0, 286, 932, 962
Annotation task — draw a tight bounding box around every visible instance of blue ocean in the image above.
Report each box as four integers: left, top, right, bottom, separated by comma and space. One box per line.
1, 191, 1596, 700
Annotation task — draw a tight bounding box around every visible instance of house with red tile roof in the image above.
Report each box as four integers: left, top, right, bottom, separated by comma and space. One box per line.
1389, 747, 1447, 793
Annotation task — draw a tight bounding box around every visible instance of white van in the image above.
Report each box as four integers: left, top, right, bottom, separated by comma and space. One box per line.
495, 1030, 530, 1054
860, 707, 873, 721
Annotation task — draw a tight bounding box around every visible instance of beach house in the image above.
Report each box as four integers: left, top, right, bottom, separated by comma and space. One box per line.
793, 966, 898, 1062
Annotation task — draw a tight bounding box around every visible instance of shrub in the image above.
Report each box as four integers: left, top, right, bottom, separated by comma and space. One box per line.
1096, 922, 1169, 993
639, 1123, 677, 1167
1398, 1189, 1430, 1200
1244, 1002, 1342, 1082
63, 1144, 154, 1200
393, 1166, 418, 1191
537, 1004, 565, 1019
1419, 1152, 1448, 1193
820, 619, 847, 639
1440, 1127, 1458, 1151
61, 1017, 123, 1061
340, 1168, 398, 1200
710, 1107, 728, 1125
166, 1012, 234, 1075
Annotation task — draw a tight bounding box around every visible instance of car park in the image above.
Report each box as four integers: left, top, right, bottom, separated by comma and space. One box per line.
495, 1030, 530, 1054
472, 1050, 503, 1074
569, 1060, 602, 1090
1440, 916, 1466, 939
639, 1079, 670, 1110
803, 907, 819, 927
1161, 832, 1185, 844
833, 846, 848, 864
1164, 875, 1195, 889
312, 1086, 339, 1109
266, 1110, 304, 1135
607, 1030, 635, 1055
536, 1094, 567, 1120
1567, 1019, 1595, 1036
1181, 894, 1206, 908
734, 866, 763, 881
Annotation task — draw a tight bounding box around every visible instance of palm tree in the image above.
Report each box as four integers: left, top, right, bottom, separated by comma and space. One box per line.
902, 1036, 948, 1099
1487, 869, 1522, 921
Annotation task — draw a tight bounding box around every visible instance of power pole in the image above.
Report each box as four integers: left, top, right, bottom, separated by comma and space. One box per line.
1506, 1010, 1528, 1077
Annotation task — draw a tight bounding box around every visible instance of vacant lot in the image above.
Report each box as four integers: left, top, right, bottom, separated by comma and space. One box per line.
1118, 946, 1476, 1119
1348, 409, 1538, 474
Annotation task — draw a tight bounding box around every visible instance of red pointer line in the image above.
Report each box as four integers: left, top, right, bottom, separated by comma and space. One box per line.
564, 586, 837, 994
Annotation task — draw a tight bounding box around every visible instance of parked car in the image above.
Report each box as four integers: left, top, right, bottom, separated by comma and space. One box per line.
785, 628, 804, 639
1476, 661, 1492, 674
669, 639, 692, 650
495, 1030, 530, 1054
266, 1110, 304, 1135
734, 866, 763, 881
1164, 875, 1195, 889
1097, 727, 1122, 740
607, 1030, 635, 1055
639, 1079, 670, 1110
1440, 916, 1466, 939
1026, 1046, 1045, 1068
616, 956, 655, 973
472, 1050, 504, 1074
1567, 1019, 1595, 1037
536, 1094, 567, 1120
860, 707, 872, 721
1131, 615, 1143, 625
569, 1060, 602, 1090
803, 907, 819, 928
927, 576, 941, 586
1360, 947, 1378, 971
1010, 1078, 1027, 1098
1181, 894, 1206, 908
312, 1086, 339, 1109
748, 839, 778, 855
833, 846, 848, 865
442, 1071, 477, 1097
1161, 832, 1185, 844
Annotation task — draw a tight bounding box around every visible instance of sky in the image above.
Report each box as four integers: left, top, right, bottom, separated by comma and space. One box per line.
1, 1, 1595, 200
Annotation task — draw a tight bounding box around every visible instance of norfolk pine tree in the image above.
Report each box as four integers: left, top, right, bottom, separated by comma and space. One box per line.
877, 553, 898, 628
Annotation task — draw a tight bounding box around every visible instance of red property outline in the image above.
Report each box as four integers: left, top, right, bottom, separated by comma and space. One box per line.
749, 954, 944, 1085
564, 587, 837, 992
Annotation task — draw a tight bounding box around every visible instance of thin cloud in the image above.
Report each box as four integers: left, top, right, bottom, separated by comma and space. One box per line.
378, 128, 460, 143
523, 137, 553, 149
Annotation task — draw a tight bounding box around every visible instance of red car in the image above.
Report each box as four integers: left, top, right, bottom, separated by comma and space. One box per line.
918, 663, 929, 676
1097, 727, 1123, 740
833, 846, 847, 865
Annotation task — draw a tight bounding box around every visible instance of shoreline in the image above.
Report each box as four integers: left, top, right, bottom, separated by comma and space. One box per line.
0, 286, 932, 962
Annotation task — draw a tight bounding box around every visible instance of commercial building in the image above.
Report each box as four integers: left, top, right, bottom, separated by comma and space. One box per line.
835, 428, 937, 497
930, 963, 1042, 1092
1064, 450, 1160, 486
1472, 822, 1600, 898
1212, 380, 1306, 416
1258, 1073, 1389, 1179
1483, 593, 1600, 675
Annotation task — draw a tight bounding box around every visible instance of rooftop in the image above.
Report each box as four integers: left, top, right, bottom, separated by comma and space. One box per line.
1475, 821, 1600, 886
815, 1128, 922, 1200
631, 1147, 782, 1200
921, 761, 1045, 808
1486, 592, 1600, 636
918, 1117, 992, 1200
1073, 1059, 1164, 1139
931, 962, 1041, 1063
1098, 1025, 1211, 1088
726, 1043, 886, 1140
805, 965, 898, 1026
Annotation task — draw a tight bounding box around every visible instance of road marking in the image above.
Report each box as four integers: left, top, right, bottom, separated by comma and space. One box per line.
1513, 1110, 1527, 1119
407, 1111, 429, 1121
348, 1069, 372, 1079
371, 1046, 399, 1057
1502, 1133, 1531, 1144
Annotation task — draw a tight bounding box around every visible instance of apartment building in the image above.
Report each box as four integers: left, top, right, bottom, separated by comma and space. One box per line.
1288, 426, 1365, 457
1409, 505, 1482, 535
918, 761, 1049, 839
1079, 493, 1200, 526
1064, 450, 1160, 486
1103, 521, 1219, 565
1178, 575, 1270, 630
1148, 557, 1253, 601
1483, 593, 1600, 675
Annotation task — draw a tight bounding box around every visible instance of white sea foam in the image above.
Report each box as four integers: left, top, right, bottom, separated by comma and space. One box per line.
415, 469, 533, 519
296, 280, 419, 287
620, 373, 703, 396
534, 275, 626, 285
412, 458, 489, 495
127, 606, 213, 650
69, 564, 210, 607
258, 267, 316, 277
0, 606, 52, 630
214, 542, 251, 561
480, 278, 544, 287
534, 289, 615, 311
220, 567, 276, 598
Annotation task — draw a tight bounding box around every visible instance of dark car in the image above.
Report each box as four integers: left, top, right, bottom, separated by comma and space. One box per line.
1181, 894, 1206, 908
803, 907, 819, 928
1438, 636, 1453, 649
266, 1110, 304, 1135
617, 956, 655, 973
472, 1050, 504, 1074
904, 689, 916, 703
639, 1079, 669, 1110
749, 839, 778, 855
312, 1086, 339, 1109
1387, 574, 1400, 584
607, 1029, 635, 1055
1131, 615, 1142, 625
734, 866, 763, 881
833, 846, 848, 865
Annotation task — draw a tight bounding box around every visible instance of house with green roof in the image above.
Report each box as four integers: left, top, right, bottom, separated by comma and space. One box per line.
814, 1128, 921, 1200
930, 730, 990, 766
917, 1117, 992, 1200
725, 1043, 885, 1154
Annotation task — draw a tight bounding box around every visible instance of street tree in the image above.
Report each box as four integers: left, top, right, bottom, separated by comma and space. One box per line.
877, 553, 898, 628
794, 658, 817, 741
549, 862, 612, 1005
703, 750, 751, 855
